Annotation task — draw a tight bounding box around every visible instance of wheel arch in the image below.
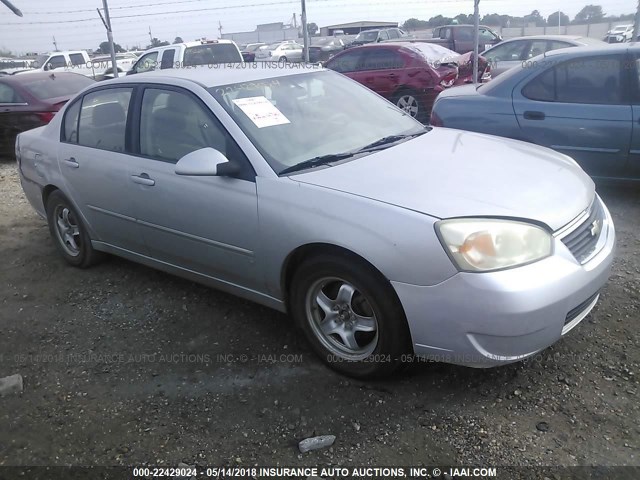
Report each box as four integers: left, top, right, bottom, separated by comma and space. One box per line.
281, 242, 404, 312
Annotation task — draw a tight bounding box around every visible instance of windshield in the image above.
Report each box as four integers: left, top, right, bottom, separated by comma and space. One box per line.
356, 31, 378, 41
209, 71, 425, 175
21, 73, 94, 100
183, 44, 241, 66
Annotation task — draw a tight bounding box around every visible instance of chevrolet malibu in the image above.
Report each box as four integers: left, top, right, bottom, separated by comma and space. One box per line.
16, 66, 615, 378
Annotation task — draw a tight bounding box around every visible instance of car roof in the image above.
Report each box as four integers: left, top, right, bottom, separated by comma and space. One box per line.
144, 40, 236, 53
496, 35, 586, 42
103, 64, 325, 88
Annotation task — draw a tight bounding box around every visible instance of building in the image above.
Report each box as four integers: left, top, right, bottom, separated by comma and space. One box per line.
221, 22, 299, 46
319, 21, 398, 36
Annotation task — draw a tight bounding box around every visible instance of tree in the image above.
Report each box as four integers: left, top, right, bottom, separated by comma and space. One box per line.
453, 14, 473, 25
524, 10, 546, 27
97, 41, 124, 54
574, 5, 605, 24
173, 37, 183, 44
402, 18, 429, 31
427, 15, 453, 27
307, 22, 318, 36
547, 11, 570, 27
147, 37, 170, 49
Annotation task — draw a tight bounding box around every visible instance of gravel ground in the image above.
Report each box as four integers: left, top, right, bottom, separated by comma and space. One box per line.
0, 159, 638, 473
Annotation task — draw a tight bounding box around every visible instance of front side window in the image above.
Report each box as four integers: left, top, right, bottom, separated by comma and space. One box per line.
210, 71, 425, 174
479, 28, 497, 42
46, 55, 66, 70
483, 41, 527, 62
378, 31, 389, 41
388, 29, 399, 39
140, 88, 227, 163
134, 52, 158, 73
78, 88, 132, 152
523, 56, 623, 105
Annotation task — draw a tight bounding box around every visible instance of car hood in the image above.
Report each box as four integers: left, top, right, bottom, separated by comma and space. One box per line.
292, 127, 594, 231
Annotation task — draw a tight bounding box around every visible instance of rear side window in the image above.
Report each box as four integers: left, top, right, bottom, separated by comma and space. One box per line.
77, 88, 132, 152
183, 44, 242, 66
0, 83, 24, 103
523, 56, 624, 105
62, 100, 81, 143
161, 49, 176, 69
326, 50, 364, 73
68, 53, 86, 66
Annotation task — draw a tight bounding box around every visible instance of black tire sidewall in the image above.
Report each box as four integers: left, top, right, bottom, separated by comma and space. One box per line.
46, 191, 95, 268
290, 255, 411, 378
393, 89, 424, 122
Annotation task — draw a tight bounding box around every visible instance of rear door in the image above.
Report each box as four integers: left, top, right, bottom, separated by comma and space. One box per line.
358, 48, 405, 99
452, 26, 473, 53
512, 53, 632, 178
57, 86, 146, 252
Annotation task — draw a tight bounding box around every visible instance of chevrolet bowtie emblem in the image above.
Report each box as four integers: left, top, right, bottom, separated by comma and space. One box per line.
590, 220, 601, 237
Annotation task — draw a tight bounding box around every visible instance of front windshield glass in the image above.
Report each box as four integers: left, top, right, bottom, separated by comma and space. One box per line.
356, 31, 378, 41
32, 55, 49, 69
209, 70, 425, 174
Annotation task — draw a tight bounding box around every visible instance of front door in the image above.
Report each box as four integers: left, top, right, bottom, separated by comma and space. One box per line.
127, 86, 260, 288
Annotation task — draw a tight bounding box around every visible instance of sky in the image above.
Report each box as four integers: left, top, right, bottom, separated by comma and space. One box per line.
0, 0, 635, 54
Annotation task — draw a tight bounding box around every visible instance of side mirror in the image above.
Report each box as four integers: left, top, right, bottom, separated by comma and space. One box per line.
175, 147, 239, 177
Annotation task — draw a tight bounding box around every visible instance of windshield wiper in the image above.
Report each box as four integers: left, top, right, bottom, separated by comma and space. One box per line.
279, 129, 429, 175
355, 130, 428, 153
279, 152, 357, 175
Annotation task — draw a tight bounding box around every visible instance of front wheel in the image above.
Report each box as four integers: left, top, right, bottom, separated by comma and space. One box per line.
46, 190, 103, 268
290, 255, 411, 378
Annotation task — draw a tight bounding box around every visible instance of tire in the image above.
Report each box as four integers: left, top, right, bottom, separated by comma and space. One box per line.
278, 56, 287, 63
46, 190, 103, 268
290, 254, 411, 378
393, 89, 424, 122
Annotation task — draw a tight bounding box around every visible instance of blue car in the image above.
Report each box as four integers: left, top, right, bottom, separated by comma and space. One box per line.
430, 43, 640, 181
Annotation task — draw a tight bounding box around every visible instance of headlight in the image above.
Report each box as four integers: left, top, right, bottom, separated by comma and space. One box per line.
436, 219, 552, 272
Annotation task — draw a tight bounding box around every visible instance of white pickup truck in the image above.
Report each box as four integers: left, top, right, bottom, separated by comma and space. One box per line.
127, 39, 242, 75
24, 50, 132, 79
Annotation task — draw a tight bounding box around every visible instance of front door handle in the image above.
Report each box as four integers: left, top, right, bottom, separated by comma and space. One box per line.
131, 173, 155, 186
62, 157, 79, 168
524, 111, 545, 120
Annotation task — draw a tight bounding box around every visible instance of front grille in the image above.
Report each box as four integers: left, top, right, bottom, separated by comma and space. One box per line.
561, 198, 605, 264
564, 291, 599, 326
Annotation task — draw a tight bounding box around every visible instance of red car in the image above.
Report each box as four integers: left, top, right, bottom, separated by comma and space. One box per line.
0, 71, 93, 158
325, 42, 489, 121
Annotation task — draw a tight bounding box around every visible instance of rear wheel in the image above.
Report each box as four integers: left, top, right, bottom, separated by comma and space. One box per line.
290, 254, 411, 378
393, 89, 422, 120
46, 190, 102, 268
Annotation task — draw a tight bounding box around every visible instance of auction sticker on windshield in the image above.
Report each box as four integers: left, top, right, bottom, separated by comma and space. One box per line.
232, 96, 290, 128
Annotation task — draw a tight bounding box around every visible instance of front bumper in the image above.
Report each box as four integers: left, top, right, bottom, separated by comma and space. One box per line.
392, 199, 615, 367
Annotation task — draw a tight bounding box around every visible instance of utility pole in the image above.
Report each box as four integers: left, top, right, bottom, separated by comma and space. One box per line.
98, 0, 119, 78
52, 36, 59, 51
0, 0, 22, 16
301, 0, 309, 62
473, 0, 480, 86
218, 21, 223, 38
293, 13, 297, 29
148, 26, 153, 44
558, 11, 561, 35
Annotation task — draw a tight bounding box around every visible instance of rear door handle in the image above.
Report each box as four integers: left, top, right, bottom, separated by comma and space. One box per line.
62, 157, 79, 168
131, 173, 155, 186
523, 111, 545, 120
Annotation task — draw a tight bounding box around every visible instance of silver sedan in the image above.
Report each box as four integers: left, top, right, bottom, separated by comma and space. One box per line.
16, 65, 615, 378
